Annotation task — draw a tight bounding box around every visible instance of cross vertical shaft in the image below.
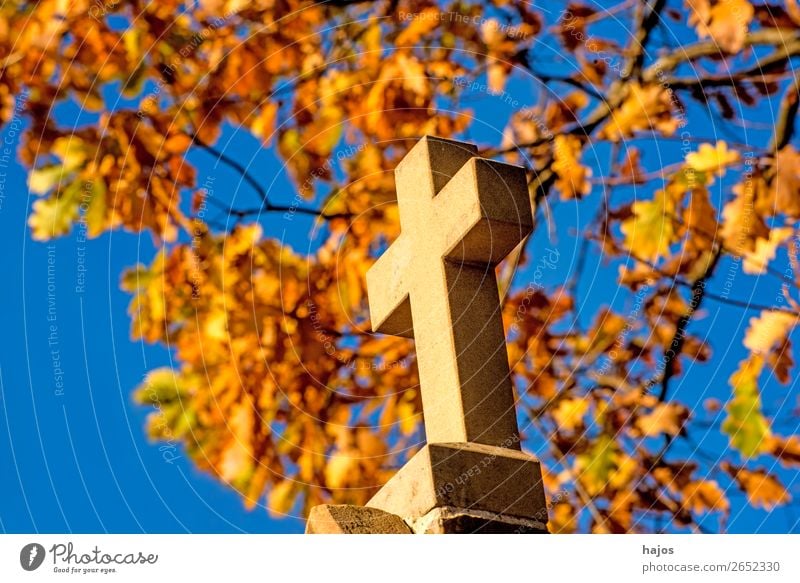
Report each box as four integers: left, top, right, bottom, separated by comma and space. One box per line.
367, 136, 533, 448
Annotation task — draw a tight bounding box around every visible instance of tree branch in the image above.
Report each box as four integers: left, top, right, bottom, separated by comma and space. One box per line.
771, 70, 800, 152
190, 133, 353, 222
643, 30, 800, 83
661, 41, 800, 90
655, 248, 722, 402
624, 0, 667, 80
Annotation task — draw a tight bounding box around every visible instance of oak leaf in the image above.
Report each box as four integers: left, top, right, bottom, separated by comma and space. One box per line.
685, 141, 739, 178
636, 403, 689, 437
725, 464, 791, 510
621, 189, 676, 262
767, 435, 800, 467
772, 146, 800, 217
682, 480, 729, 514
552, 134, 592, 199
688, 0, 754, 53
742, 227, 793, 274
722, 357, 771, 458
599, 83, 679, 141
28, 194, 80, 241
743, 311, 797, 354
721, 180, 770, 254
552, 397, 589, 431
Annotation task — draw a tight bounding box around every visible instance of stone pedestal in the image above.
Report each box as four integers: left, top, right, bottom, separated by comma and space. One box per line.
307, 442, 549, 534
305, 505, 412, 534
367, 442, 548, 534
413, 507, 547, 534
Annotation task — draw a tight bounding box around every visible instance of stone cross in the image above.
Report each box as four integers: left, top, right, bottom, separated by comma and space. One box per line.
306, 136, 548, 534
366, 135, 533, 448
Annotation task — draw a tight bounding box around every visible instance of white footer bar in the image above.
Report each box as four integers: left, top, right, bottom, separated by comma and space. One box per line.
0, 534, 797, 582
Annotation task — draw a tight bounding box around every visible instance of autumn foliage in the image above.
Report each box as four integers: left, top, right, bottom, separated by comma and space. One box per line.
6, 0, 800, 532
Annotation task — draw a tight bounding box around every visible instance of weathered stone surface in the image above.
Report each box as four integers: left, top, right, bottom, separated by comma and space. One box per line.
366, 135, 532, 448
305, 504, 412, 534
367, 442, 548, 525
414, 506, 548, 534
304, 136, 550, 536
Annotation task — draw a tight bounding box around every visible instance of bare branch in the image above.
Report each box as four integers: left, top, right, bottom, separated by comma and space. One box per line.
190, 133, 353, 222
771, 71, 800, 151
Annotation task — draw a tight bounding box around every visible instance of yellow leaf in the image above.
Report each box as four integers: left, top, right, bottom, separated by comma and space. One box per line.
636, 403, 689, 437
688, 0, 754, 53
134, 367, 184, 404
204, 310, 229, 342
396, 7, 440, 44
28, 196, 79, 240
743, 227, 793, 274
722, 356, 771, 457
267, 480, 297, 517
552, 398, 589, 431
576, 435, 617, 496
743, 310, 797, 354
621, 189, 676, 262
486, 60, 508, 94
219, 402, 253, 483
396, 396, 419, 436
599, 83, 679, 141
53, 137, 88, 171
583, 309, 627, 354
548, 502, 577, 533
85, 178, 107, 237
685, 141, 739, 177
721, 180, 770, 254
251, 102, 278, 144
609, 453, 638, 490
325, 451, 357, 490
28, 166, 65, 195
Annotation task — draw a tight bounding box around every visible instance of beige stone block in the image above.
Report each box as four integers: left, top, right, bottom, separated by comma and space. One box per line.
305, 504, 412, 534
367, 442, 548, 524
415, 506, 548, 534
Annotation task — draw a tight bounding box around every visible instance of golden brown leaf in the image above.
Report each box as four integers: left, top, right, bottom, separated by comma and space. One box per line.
743, 311, 797, 354
552, 134, 592, 199
725, 465, 791, 510
599, 83, 680, 141
552, 398, 589, 431
687, 0, 754, 53
636, 403, 689, 437
767, 435, 800, 467
682, 480, 729, 514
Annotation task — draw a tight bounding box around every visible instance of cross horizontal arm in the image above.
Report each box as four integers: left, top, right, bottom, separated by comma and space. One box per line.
366, 235, 414, 338
435, 158, 533, 265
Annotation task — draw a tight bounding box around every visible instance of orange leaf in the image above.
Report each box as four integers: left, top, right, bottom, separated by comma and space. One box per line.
552, 134, 592, 199
636, 403, 689, 437
767, 435, 800, 468
683, 480, 729, 514
726, 465, 791, 510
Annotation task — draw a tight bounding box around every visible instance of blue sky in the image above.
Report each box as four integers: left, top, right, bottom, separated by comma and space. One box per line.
1, 3, 799, 534
0, 118, 304, 533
